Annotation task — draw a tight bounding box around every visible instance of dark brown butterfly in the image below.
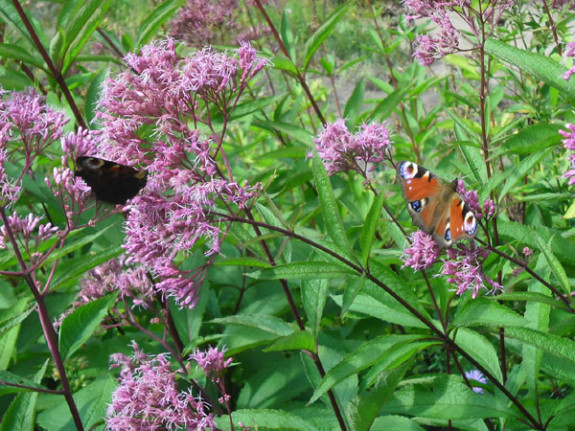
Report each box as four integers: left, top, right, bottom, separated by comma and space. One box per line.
74, 156, 147, 205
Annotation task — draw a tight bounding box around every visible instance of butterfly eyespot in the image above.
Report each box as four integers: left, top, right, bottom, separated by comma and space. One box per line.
408, 199, 427, 213
399, 161, 418, 180
445, 228, 451, 242
464, 212, 478, 235
84, 157, 105, 169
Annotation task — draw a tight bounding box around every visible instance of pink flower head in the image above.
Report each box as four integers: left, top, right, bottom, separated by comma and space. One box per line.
106, 342, 214, 430
190, 346, 233, 406
80, 40, 266, 308
0, 88, 68, 206
402, 230, 440, 270
0, 88, 68, 157
169, 0, 240, 47
405, 1, 513, 65
404, 0, 467, 20
0, 212, 58, 259
553, 0, 575, 9
0, 149, 20, 205
456, 179, 493, 219
560, 124, 575, 185
312, 119, 392, 175
190, 346, 233, 378
414, 12, 459, 66
81, 258, 154, 306
441, 244, 502, 298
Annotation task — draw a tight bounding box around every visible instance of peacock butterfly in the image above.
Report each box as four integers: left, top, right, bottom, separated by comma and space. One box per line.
74, 156, 147, 205
397, 161, 478, 248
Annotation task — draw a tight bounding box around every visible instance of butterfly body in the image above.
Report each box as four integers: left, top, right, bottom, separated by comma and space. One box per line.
397, 161, 477, 248
75, 156, 147, 205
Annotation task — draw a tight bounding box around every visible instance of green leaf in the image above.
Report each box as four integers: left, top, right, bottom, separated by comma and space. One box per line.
491, 291, 569, 310
211, 314, 295, 337
382, 374, 517, 420
0, 2, 48, 48
341, 274, 365, 317
452, 298, 526, 328
360, 193, 385, 266
352, 364, 413, 431
494, 123, 562, 157
215, 256, 272, 269
309, 335, 428, 404
0, 370, 46, 396
312, 153, 351, 254
522, 255, 551, 394
237, 356, 310, 409
59, 292, 118, 360
343, 78, 365, 125
371, 415, 426, 431
50, 245, 124, 290
136, 0, 184, 48
455, 328, 503, 382
368, 260, 431, 321
301, 279, 328, 337
303, 3, 349, 71
250, 261, 355, 281
497, 221, 575, 266
272, 56, 298, 75
255, 146, 308, 161
506, 326, 575, 364
0, 299, 29, 370
497, 149, 552, 199
42, 225, 119, 269
0, 43, 45, 70
459, 142, 486, 185
485, 38, 575, 99
367, 87, 410, 122
564, 200, 575, 219
229, 94, 287, 120
280, 9, 295, 61
37, 376, 116, 431
532, 231, 571, 295
217, 409, 318, 431
86, 68, 107, 124
58, 0, 112, 72
0, 360, 47, 431
0, 298, 33, 337
253, 120, 313, 145
264, 330, 315, 353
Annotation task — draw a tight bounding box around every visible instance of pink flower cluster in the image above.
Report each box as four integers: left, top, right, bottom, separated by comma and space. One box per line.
0, 88, 68, 207
190, 346, 233, 405
559, 124, 575, 185
170, 0, 240, 47
312, 119, 391, 175
455, 179, 495, 219
441, 244, 502, 298
97, 39, 267, 161
404, 0, 464, 66
0, 88, 67, 248
0, 212, 58, 255
0, 149, 20, 205
191, 345, 233, 379
106, 342, 214, 430
404, 0, 514, 66
402, 230, 440, 270
66, 40, 268, 308
77, 258, 155, 308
